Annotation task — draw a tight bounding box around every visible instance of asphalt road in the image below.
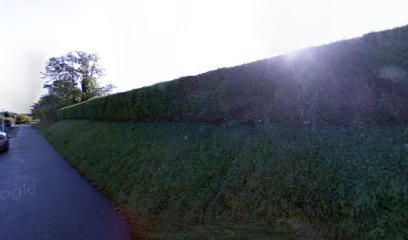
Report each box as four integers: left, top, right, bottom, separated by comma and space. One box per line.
0, 125, 132, 240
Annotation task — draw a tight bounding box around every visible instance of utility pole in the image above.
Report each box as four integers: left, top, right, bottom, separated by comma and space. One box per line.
0, 115, 3, 132
0, 109, 4, 132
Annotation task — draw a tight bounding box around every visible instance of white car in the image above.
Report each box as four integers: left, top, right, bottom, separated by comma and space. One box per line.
0, 132, 9, 152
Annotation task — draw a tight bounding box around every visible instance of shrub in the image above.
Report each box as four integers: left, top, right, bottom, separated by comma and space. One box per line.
16, 114, 32, 124
4, 117, 15, 127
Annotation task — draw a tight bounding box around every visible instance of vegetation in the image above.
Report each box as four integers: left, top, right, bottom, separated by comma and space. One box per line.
59, 25, 408, 125
4, 117, 16, 127
15, 114, 32, 124
38, 120, 408, 239
0, 111, 17, 118
32, 52, 114, 122
38, 25, 408, 239
0, 111, 16, 131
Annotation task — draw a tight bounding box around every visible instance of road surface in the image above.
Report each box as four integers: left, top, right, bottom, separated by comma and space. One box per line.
0, 125, 132, 240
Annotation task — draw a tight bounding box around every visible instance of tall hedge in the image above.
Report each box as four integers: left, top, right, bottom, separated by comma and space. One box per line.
58, 25, 408, 125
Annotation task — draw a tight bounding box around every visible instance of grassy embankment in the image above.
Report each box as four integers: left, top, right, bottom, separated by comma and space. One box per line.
38, 120, 407, 239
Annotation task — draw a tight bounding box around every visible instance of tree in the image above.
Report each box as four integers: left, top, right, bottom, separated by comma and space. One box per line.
42, 51, 112, 102
33, 51, 114, 122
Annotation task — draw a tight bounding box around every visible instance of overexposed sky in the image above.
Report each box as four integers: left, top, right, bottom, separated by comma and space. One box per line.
1, 0, 408, 113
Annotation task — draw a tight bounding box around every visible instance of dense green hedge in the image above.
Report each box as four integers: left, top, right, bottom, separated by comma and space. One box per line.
58, 25, 408, 124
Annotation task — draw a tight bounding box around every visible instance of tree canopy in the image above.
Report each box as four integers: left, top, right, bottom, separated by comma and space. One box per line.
33, 52, 114, 122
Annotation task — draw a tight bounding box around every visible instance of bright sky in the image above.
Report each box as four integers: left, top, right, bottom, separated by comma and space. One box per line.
1, 0, 408, 113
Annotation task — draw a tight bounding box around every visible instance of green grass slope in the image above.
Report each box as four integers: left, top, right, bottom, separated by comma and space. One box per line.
39, 120, 408, 239
59, 25, 408, 125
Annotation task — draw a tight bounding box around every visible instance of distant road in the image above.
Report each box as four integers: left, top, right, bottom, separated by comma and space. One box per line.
0, 125, 132, 240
